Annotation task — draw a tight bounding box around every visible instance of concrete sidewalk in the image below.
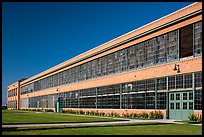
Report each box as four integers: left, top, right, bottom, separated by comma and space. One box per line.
2, 119, 202, 128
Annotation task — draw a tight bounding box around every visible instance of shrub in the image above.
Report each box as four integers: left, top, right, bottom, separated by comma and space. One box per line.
188, 113, 196, 121
100, 112, 105, 116
79, 110, 84, 114
94, 110, 99, 116
45, 109, 54, 112
124, 113, 131, 117
31, 109, 37, 111
89, 111, 95, 115
140, 112, 149, 118
114, 112, 120, 117
36, 109, 43, 112
110, 111, 115, 117
197, 114, 202, 123
188, 113, 202, 122
131, 113, 139, 118
148, 111, 163, 119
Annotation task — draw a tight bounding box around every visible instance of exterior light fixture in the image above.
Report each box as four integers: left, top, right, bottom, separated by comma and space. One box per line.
173, 64, 180, 73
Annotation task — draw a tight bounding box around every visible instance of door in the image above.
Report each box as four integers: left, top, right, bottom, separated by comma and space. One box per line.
169, 91, 193, 120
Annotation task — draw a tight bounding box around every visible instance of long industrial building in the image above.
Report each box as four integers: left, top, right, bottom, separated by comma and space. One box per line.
7, 2, 202, 120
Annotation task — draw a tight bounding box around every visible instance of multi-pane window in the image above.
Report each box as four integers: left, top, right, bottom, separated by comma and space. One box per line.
194, 89, 202, 110
184, 73, 192, 88
21, 22, 200, 93
24, 72, 201, 110
135, 93, 146, 109
120, 49, 128, 72
146, 79, 155, 91
180, 24, 193, 58
156, 77, 166, 91
195, 71, 202, 88
156, 35, 168, 64
157, 92, 166, 109
168, 76, 176, 90
146, 92, 155, 109
176, 75, 184, 89
167, 30, 179, 62
128, 45, 136, 70
145, 39, 156, 67
194, 21, 202, 56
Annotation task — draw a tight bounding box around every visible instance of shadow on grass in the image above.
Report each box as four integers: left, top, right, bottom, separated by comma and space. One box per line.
2, 123, 173, 132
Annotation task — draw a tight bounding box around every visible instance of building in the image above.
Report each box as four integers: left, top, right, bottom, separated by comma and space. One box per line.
7, 78, 27, 109
7, 2, 202, 120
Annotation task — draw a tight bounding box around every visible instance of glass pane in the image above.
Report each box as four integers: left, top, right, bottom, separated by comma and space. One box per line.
176, 93, 180, 100
176, 102, 180, 109
183, 102, 187, 109
170, 102, 174, 109
189, 93, 193, 100
170, 94, 174, 100
183, 93, 187, 100
189, 102, 193, 109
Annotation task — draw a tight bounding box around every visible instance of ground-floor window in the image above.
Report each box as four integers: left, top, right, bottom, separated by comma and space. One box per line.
25, 71, 202, 111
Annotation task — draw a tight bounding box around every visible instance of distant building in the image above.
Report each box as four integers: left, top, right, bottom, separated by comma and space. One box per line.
7, 2, 202, 120
7, 78, 27, 109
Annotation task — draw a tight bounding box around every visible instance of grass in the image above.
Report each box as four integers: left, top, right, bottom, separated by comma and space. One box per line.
2, 123, 202, 135
2, 110, 202, 135
2, 109, 121, 124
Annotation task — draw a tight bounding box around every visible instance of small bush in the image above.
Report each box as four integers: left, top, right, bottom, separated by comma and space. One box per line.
188, 113, 202, 122
114, 112, 120, 117
148, 111, 163, 119
100, 112, 105, 116
94, 110, 98, 115
89, 111, 95, 115
45, 109, 54, 112
188, 113, 196, 121
31, 109, 37, 111
124, 113, 131, 117
36, 109, 43, 112
140, 112, 149, 118
197, 114, 202, 123
79, 110, 84, 114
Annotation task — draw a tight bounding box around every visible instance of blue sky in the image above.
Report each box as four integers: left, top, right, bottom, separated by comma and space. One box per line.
2, 2, 194, 105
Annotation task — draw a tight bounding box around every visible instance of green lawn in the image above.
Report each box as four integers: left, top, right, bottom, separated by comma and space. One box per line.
2, 110, 121, 124
2, 110, 202, 135
2, 123, 202, 135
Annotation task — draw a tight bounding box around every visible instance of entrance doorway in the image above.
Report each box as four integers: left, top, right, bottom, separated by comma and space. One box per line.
169, 91, 193, 120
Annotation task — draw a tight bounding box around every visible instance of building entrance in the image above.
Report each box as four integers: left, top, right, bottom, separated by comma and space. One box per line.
169, 91, 193, 120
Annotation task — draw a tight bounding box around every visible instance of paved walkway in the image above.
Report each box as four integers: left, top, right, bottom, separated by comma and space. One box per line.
2, 118, 202, 128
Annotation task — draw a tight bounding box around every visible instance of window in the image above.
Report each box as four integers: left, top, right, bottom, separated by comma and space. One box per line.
183, 102, 187, 109
168, 76, 176, 90
184, 74, 192, 88
183, 93, 187, 100
189, 102, 193, 110
170, 103, 174, 109
194, 89, 202, 110
189, 92, 193, 100
157, 92, 166, 109
176, 93, 180, 100
146, 92, 155, 109
195, 72, 202, 88
194, 21, 202, 56
170, 94, 174, 100
176, 75, 183, 89
156, 77, 166, 90
176, 102, 180, 109
179, 24, 193, 58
